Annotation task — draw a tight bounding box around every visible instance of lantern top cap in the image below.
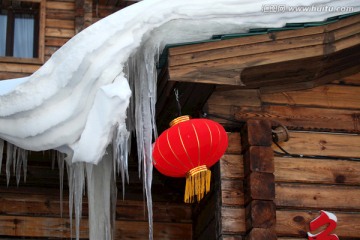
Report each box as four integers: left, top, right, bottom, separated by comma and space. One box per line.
169, 115, 191, 127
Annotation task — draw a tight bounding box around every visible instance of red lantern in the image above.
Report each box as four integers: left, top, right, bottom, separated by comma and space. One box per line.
152, 115, 228, 203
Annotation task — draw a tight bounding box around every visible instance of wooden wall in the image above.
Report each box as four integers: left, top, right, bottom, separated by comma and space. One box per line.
204, 71, 360, 239
0, 0, 129, 81
0, 150, 192, 239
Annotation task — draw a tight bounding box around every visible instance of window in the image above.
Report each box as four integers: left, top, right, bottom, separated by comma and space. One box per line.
0, 0, 44, 62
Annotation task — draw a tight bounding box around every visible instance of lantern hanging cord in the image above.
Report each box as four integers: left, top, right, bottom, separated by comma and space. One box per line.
174, 88, 182, 117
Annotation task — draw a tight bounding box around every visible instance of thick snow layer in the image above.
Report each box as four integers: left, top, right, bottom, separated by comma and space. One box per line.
0, 0, 358, 239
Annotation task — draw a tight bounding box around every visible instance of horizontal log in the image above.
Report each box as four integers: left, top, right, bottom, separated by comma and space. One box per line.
0, 215, 192, 239
169, 44, 325, 85
275, 183, 360, 210
221, 206, 246, 234
0, 72, 29, 80
0, 63, 40, 74
276, 210, 360, 238
169, 33, 326, 67
46, 10, 76, 20
0, 191, 191, 223
46, 1, 75, 10
45, 37, 71, 47
46, 19, 75, 29
261, 84, 360, 110
0, 215, 88, 238
45, 28, 75, 38
235, 105, 360, 133
220, 154, 244, 179
207, 88, 260, 107
334, 71, 360, 85
221, 179, 244, 206
273, 131, 360, 158
275, 157, 360, 185
225, 133, 242, 154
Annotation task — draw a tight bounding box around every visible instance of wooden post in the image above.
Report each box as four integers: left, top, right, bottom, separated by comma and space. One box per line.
75, 0, 92, 34
241, 120, 277, 240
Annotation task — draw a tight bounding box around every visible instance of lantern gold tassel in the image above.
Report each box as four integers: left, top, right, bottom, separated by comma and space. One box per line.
184, 165, 211, 203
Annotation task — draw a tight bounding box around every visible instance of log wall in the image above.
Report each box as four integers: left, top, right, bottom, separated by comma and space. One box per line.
0, 0, 128, 81
0, 151, 192, 239
205, 72, 360, 239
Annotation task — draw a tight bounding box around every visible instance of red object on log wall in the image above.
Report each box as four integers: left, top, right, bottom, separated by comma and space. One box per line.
152, 115, 228, 203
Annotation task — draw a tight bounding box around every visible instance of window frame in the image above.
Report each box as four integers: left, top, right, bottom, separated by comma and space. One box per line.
0, 0, 45, 64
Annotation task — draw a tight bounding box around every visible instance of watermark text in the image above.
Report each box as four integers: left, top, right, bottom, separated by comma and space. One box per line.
262, 4, 355, 13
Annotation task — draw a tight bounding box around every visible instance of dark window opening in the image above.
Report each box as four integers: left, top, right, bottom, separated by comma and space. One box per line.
0, 0, 40, 58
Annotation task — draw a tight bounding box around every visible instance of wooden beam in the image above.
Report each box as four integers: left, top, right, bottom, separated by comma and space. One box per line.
274, 157, 360, 185
273, 131, 360, 159
167, 14, 360, 86
275, 183, 360, 210
235, 105, 360, 133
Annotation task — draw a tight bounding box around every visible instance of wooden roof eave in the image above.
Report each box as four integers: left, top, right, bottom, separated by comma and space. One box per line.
156, 13, 360, 131
167, 13, 360, 90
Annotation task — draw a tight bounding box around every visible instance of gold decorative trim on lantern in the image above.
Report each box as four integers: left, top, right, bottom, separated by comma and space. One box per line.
169, 115, 191, 127
184, 165, 211, 203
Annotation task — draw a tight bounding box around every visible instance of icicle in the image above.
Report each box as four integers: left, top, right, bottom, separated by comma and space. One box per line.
66, 160, 74, 238
12, 145, 18, 175
6, 143, 13, 186
86, 146, 116, 240
57, 151, 65, 217
127, 42, 161, 240
73, 162, 85, 240
23, 150, 28, 183
15, 148, 26, 186
113, 124, 130, 199
0, 139, 4, 174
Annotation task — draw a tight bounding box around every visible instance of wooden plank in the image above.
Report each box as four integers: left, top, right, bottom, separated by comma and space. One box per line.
273, 131, 360, 158
0, 72, 29, 80
0, 191, 191, 223
207, 89, 261, 107
169, 33, 326, 67
46, 9, 76, 20
114, 221, 192, 240
235, 105, 360, 133
220, 154, 244, 179
275, 183, 360, 210
276, 210, 360, 238
221, 179, 244, 206
46, 1, 75, 10
45, 37, 70, 47
225, 133, 242, 154
333, 71, 360, 85
274, 157, 360, 185
0, 215, 192, 239
46, 19, 75, 29
261, 84, 360, 110
221, 207, 246, 234
0, 215, 88, 238
0, 63, 40, 74
45, 28, 75, 38
169, 44, 325, 85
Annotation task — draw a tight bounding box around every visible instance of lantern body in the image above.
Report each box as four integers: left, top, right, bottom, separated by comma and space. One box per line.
152, 116, 228, 202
